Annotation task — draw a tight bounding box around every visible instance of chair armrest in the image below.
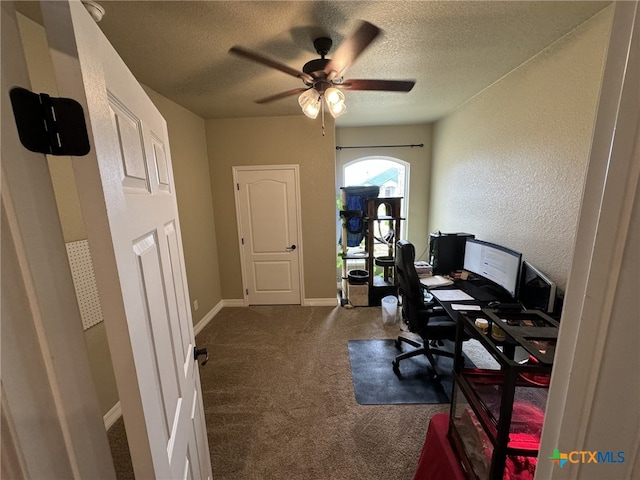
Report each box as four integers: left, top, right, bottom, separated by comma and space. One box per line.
420, 284, 435, 304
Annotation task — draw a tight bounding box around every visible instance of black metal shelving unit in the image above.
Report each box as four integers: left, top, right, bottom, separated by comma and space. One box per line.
338, 193, 402, 306
448, 309, 559, 480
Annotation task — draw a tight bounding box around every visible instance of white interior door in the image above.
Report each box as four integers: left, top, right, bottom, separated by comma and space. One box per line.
39, 1, 212, 478
234, 165, 303, 305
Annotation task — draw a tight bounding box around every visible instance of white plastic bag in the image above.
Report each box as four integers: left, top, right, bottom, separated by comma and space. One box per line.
381, 295, 398, 326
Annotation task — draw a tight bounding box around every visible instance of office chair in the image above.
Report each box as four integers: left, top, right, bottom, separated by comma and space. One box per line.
392, 240, 463, 380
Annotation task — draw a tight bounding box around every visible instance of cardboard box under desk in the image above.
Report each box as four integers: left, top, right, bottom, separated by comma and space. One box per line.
348, 283, 369, 306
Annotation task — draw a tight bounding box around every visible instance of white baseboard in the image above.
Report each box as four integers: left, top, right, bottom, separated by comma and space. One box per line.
303, 298, 340, 306
193, 298, 338, 338
193, 299, 246, 336
103, 401, 121, 430
193, 301, 222, 336
221, 298, 246, 308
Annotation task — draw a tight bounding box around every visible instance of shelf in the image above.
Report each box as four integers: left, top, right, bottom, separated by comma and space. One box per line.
339, 210, 364, 218
339, 194, 402, 306
340, 252, 370, 260
454, 369, 548, 449
484, 309, 559, 365
448, 311, 556, 480
374, 256, 394, 267
467, 309, 559, 366
372, 276, 394, 288
364, 215, 405, 221
449, 402, 541, 480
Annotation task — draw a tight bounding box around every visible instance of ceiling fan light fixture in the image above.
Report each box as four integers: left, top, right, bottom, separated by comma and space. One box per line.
325, 87, 347, 118
230, 20, 415, 129
298, 89, 321, 119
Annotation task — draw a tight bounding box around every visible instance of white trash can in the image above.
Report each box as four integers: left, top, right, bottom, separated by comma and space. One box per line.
381, 295, 398, 326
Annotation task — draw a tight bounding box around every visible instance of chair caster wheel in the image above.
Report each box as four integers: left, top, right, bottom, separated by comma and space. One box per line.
394, 339, 401, 349
392, 360, 401, 375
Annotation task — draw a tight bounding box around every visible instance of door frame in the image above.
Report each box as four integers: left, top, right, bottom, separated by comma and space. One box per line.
233, 164, 305, 305
537, 2, 639, 478
1, 1, 115, 477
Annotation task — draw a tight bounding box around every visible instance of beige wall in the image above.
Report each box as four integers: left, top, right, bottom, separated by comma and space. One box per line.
429, 6, 613, 290
335, 124, 433, 255
144, 88, 223, 320
206, 116, 337, 301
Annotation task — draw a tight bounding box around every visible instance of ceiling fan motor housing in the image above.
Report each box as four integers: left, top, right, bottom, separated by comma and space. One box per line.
313, 37, 333, 57
303, 58, 331, 79
302, 37, 336, 88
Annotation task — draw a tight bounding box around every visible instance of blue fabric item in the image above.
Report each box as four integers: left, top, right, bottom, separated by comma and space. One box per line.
342, 186, 379, 247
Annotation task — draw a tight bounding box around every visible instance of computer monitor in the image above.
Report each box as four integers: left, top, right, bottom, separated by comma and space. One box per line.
519, 261, 556, 313
463, 239, 522, 298
429, 232, 475, 274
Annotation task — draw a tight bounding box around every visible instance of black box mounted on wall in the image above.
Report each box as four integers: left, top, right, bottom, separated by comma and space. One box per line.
429, 232, 475, 275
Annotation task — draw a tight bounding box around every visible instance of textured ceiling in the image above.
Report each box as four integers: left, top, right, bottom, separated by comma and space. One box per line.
19, 1, 610, 126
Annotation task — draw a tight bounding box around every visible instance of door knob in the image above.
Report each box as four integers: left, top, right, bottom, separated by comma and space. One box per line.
286, 244, 297, 251
194, 347, 208, 366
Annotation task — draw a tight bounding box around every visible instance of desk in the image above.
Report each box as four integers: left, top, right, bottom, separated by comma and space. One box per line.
429, 288, 481, 315
427, 282, 522, 360
417, 280, 558, 479
447, 309, 557, 480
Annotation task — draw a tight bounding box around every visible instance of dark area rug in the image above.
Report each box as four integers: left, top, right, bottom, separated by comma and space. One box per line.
347, 339, 467, 405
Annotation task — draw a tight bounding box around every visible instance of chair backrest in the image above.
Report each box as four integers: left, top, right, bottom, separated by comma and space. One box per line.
395, 240, 428, 329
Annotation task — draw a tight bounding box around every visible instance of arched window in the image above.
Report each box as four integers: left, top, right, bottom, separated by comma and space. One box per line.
343, 156, 409, 238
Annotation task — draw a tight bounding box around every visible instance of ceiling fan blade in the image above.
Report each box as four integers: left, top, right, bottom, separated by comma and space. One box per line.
255, 88, 310, 104
340, 79, 416, 92
324, 21, 381, 81
229, 46, 314, 83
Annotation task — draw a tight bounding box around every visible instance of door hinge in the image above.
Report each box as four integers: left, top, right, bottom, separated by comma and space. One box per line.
9, 87, 90, 156
241, 238, 245, 245
246, 288, 249, 295
236, 183, 240, 190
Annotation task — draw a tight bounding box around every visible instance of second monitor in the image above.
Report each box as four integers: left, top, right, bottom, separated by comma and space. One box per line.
519, 261, 557, 313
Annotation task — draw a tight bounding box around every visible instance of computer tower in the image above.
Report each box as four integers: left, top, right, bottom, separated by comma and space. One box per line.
429, 232, 475, 275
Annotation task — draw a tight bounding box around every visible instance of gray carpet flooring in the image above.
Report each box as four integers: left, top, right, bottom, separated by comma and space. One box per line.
108, 305, 496, 479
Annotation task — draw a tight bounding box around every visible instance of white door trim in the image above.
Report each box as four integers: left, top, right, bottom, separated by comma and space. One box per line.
537, 2, 639, 478
233, 164, 305, 305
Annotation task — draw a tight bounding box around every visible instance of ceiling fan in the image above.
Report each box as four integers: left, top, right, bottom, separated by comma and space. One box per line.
229, 21, 415, 121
